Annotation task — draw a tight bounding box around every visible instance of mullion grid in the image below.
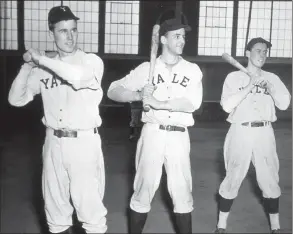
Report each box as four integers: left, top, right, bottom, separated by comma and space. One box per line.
198, 1, 234, 56
237, 0, 291, 58
24, 1, 60, 51
0, 0, 18, 50
105, 1, 139, 54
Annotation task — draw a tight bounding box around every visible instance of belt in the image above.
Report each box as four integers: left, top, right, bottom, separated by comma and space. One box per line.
159, 124, 185, 132
241, 121, 270, 127
51, 127, 99, 138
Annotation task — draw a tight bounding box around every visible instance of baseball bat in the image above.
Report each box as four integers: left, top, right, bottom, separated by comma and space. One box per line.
143, 24, 160, 112
23, 51, 32, 62
221, 53, 250, 75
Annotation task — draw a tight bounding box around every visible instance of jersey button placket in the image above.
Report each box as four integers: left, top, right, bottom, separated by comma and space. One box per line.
167, 85, 171, 118
59, 108, 63, 124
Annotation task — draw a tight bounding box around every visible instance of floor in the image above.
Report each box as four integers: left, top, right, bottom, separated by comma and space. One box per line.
0, 118, 291, 233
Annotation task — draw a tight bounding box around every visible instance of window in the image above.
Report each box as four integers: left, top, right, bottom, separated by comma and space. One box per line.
198, 1, 234, 56
105, 0, 139, 54
237, 1, 292, 58
0, 0, 18, 50
24, 1, 100, 52
270, 1, 292, 57
199, 0, 291, 58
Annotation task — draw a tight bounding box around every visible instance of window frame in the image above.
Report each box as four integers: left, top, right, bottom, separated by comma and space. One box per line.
196, 0, 292, 64
0, 0, 291, 64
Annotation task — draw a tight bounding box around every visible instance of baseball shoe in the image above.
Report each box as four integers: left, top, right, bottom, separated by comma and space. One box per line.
271, 229, 280, 234
214, 227, 226, 233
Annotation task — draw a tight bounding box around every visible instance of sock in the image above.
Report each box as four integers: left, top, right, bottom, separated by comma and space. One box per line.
269, 213, 280, 230
217, 211, 229, 229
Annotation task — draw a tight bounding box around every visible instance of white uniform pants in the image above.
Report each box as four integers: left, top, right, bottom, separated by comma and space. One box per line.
219, 123, 281, 200
42, 128, 107, 233
130, 123, 193, 213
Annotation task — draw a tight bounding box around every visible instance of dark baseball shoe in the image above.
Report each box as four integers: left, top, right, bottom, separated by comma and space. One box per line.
271, 229, 280, 234
214, 227, 226, 233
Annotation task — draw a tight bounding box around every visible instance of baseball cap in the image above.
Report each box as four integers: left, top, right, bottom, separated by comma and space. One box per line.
48, 6, 79, 25
157, 9, 191, 36
246, 37, 272, 51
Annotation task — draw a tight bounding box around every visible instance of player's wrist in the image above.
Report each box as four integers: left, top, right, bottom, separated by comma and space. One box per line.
133, 91, 142, 101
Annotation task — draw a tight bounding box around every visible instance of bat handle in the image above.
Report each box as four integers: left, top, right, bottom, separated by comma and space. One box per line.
23, 52, 32, 62
143, 104, 151, 112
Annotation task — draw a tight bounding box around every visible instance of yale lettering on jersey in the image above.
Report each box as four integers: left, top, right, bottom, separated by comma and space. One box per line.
239, 85, 269, 95
152, 73, 190, 88
251, 85, 270, 95
40, 75, 68, 89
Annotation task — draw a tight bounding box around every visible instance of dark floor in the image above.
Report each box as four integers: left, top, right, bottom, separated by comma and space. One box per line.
0, 108, 291, 233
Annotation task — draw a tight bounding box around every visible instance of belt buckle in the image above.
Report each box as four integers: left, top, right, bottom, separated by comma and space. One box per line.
166, 125, 172, 131
54, 129, 63, 138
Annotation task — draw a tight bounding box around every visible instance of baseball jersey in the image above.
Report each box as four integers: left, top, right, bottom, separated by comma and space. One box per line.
108, 55, 203, 127
8, 49, 104, 130
221, 70, 291, 123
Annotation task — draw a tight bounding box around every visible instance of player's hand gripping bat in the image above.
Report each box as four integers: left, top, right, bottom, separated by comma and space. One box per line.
221, 53, 268, 89
143, 24, 160, 112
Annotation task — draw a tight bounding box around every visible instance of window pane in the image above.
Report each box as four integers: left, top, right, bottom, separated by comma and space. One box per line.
0, 0, 18, 50
237, 1, 292, 58
198, 1, 234, 56
104, 1, 139, 54
270, 1, 292, 57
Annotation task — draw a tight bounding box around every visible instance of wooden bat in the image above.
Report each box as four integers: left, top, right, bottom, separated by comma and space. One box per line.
143, 24, 160, 112
221, 53, 250, 75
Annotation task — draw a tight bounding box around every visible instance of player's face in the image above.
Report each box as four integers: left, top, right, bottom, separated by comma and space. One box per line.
51, 19, 78, 55
247, 43, 268, 68
163, 28, 186, 55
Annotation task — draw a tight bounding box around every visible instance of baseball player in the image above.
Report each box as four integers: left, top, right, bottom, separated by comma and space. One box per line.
8, 6, 107, 234
214, 37, 291, 234
107, 10, 203, 234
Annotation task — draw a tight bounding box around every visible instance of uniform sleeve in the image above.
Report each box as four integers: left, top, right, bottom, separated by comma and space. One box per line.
80, 54, 104, 90
221, 73, 238, 102
185, 64, 203, 111
220, 72, 243, 112
268, 73, 291, 110
8, 63, 41, 107
38, 53, 102, 90
108, 62, 150, 92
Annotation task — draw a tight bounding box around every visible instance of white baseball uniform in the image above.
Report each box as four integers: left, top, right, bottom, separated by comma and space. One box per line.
108, 55, 203, 213
8, 49, 107, 233
219, 70, 291, 200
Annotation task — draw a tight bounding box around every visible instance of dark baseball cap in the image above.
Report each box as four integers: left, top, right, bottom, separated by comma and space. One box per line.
48, 6, 79, 25
157, 9, 191, 36
246, 37, 272, 51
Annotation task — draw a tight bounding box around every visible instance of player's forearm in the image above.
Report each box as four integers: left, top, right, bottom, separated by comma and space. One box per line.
151, 98, 195, 113
38, 56, 97, 90
221, 84, 254, 113
8, 63, 33, 106
107, 85, 141, 103
269, 87, 291, 110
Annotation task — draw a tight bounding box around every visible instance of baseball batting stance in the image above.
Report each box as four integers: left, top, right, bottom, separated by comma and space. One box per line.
215, 37, 291, 234
8, 6, 107, 234
107, 10, 203, 234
